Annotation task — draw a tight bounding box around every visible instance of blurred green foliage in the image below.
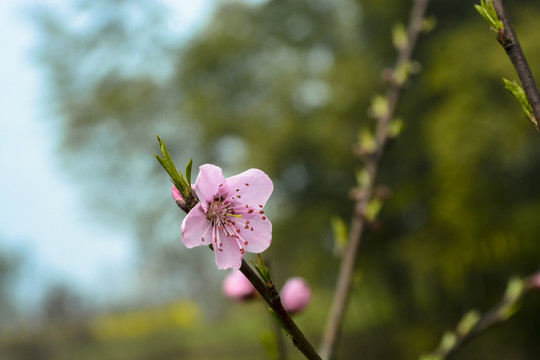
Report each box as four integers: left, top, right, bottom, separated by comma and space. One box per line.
7, 0, 540, 358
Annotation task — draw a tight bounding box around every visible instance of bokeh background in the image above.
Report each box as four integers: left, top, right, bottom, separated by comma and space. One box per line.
1, 0, 540, 359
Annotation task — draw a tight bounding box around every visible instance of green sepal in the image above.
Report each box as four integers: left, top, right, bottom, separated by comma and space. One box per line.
475, 0, 504, 32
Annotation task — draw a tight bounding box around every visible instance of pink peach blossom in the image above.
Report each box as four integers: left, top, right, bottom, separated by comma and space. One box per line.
181, 164, 273, 270
223, 270, 256, 300
281, 277, 311, 315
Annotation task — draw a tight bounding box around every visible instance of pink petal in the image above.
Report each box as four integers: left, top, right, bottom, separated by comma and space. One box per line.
194, 164, 229, 211
226, 169, 273, 208
181, 203, 212, 248
214, 236, 245, 270
235, 214, 272, 253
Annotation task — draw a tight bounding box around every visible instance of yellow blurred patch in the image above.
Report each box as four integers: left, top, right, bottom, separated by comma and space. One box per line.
90, 300, 200, 340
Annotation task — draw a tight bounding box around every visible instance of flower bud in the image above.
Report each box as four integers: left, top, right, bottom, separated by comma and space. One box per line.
280, 277, 311, 315
528, 272, 540, 290
172, 185, 190, 212
223, 270, 256, 301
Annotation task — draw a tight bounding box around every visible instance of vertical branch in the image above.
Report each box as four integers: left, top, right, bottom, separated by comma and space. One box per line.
492, 0, 540, 129
319, 1, 430, 359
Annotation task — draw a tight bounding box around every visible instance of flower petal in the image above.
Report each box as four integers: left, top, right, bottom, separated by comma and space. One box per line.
214, 236, 245, 270
194, 164, 229, 211
236, 213, 272, 253
226, 169, 273, 208
181, 203, 212, 248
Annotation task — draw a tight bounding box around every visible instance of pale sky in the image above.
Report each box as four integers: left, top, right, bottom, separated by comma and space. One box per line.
0, 0, 258, 309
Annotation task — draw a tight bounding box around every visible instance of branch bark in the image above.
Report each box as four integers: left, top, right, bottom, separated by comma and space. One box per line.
239, 260, 322, 360
492, 0, 540, 130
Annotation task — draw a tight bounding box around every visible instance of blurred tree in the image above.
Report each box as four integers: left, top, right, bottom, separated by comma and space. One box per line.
0, 244, 22, 329
32, 0, 540, 358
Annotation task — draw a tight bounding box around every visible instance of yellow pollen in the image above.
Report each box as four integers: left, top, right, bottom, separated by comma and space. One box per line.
226, 214, 242, 218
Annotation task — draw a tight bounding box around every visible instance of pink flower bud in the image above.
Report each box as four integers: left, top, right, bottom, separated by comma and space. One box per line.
528, 272, 540, 290
172, 185, 183, 202
223, 270, 256, 301
280, 277, 311, 315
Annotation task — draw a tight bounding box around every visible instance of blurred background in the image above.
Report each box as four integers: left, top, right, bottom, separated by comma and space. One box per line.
1, 0, 540, 359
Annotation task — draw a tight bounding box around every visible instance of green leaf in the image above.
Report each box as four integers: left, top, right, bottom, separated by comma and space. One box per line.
392, 23, 407, 50
502, 78, 537, 127
388, 118, 404, 138
368, 95, 389, 119
185, 158, 193, 187
358, 128, 377, 154
364, 198, 383, 222
475, 0, 504, 31
355, 168, 370, 188
457, 310, 480, 336
251, 254, 272, 284
154, 134, 190, 197
439, 331, 457, 352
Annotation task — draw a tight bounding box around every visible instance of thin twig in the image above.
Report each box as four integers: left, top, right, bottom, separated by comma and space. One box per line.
422, 274, 538, 359
492, 0, 540, 129
240, 260, 322, 360
319, 1, 430, 359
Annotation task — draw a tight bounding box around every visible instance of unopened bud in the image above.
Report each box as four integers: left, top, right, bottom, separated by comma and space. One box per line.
528, 272, 540, 290
223, 270, 256, 301
172, 185, 190, 213
281, 277, 311, 315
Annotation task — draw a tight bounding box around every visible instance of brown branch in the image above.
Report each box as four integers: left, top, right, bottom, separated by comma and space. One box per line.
319, 1, 430, 359
492, 0, 540, 129
239, 260, 322, 360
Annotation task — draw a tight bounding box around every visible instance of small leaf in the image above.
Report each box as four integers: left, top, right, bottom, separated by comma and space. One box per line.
502, 78, 537, 127
388, 118, 404, 138
394, 61, 413, 85
392, 23, 408, 50
457, 310, 481, 336
364, 198, 384, 222
355, 168, 370, 188
185, 158, 193, 186
251, 254, 272, 284
421, 16, 437, 33
358, 128, 377, 154
368, 95, 389, 119
475, 0, 504, 31
155, 135, 194, 201
439, 331, 457, 352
